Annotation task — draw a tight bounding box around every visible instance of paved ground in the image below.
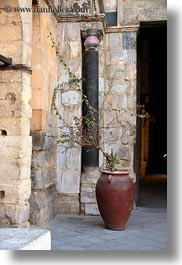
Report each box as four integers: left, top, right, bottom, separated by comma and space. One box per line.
42, 174, 167, 251
0, 229, 51, 250
42, 207, 167, 251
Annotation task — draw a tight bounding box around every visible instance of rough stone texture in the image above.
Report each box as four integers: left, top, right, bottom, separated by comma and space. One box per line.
99, 31, 137, 183
29, 4, 58, 225
56, 22, 82, 214
0, 6, 32, 227
81, 167, 100, 215
0, 203, 30, 228
123, 0, 167, 23
29, 185, 57, 226
57, 193, 80, 215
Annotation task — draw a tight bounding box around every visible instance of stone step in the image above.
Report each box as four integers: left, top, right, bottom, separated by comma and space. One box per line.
0, 228, 51, 250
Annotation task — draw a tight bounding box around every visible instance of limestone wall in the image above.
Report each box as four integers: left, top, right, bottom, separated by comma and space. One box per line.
29, 0, 58, 225
103, 31, 137, 179
56, 22, 82, 214
0, 0, 32, 227
122, 0, 167, 23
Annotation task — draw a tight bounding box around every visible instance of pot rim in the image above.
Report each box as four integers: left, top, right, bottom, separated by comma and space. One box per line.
100, 169, 129, 175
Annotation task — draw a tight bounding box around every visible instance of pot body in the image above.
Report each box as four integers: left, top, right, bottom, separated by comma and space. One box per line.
96, 170, 135, 231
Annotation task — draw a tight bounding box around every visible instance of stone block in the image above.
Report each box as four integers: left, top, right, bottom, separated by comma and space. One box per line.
0, 228, 51, 250
31, 130, 57, 151
0, 94, 31, 119
123, 0, 167, 23
63, 105, 81, 126
0, 82, 21, 101
0, 24, 22, 41
112, 93, 127, 110
31, 131, 46, 150
31, 109, 47, 131
0, 70, 22, 84
57, 193, 80, 215
0, 156, 31, 181
5, 203, 30, 225
32, 69, 42, 89
69, 41, 81, 58
66, 147, 81, 168
105, 110, 119, 127
0, 117, 30, 135
80, 191, 97, 204
66, 23, 81, 42
31, 149, 57, 189
84, 203, 100, 215
0, 203, 30, 227
58, 169, 80, 193
103, 127, 122, 144
108, 33, 122, 49
0, 100, 21, 118
0, 179, 31, 204
0, 135, 32, 158
0, 40, 23, 64
57, 146, 66, 169
61, 91, 80, 105
29, 186, 57, 225
31, 89, 46, 110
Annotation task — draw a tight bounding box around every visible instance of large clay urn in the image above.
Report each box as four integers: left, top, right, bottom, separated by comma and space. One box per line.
96, 169, 135, 231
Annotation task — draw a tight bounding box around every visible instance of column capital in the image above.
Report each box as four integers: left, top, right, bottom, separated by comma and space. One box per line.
83, 27, 101, 50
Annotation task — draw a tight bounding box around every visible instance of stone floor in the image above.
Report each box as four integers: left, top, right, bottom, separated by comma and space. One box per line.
42, 174, 167, 251
42, 207, 167, 250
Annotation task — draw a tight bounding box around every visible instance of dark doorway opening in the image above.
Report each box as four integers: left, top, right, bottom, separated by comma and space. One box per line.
136, 22, 167, 207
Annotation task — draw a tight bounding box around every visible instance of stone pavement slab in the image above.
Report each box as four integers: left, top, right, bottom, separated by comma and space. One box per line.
42, 207, 167, 251
0, 228, 51, 250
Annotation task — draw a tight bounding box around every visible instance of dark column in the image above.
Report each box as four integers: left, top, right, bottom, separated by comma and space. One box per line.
82, 28, 99, 168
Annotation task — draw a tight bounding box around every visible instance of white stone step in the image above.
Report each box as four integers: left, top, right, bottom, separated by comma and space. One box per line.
0, 228, 51, 250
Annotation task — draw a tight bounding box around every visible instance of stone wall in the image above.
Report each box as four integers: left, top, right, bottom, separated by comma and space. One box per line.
29, 0, 58, 225
103, 30, 137, 179
0, 0, 32, 227
122, 0, 167, 23
0, 70, 32, 227
56, 22, 82, 215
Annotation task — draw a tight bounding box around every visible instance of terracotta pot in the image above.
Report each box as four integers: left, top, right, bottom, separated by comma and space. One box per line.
96, 169, 135, 231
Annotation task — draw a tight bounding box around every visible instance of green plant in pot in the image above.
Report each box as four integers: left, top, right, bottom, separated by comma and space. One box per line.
49, 33, 136, 231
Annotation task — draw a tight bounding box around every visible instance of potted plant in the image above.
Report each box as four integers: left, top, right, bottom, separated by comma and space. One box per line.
49, 33, 135, 231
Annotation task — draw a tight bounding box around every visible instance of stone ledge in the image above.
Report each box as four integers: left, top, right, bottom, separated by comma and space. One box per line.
0, 228, 51, 250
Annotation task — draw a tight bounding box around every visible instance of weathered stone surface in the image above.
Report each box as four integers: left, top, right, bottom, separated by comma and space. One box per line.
123, 0, 167, 23
85, 204, 100, 215
58, 169, 80, 193
0, 117, 30, 136
57, 193, 80, 215
0, 179, 31, 204
0, 154, 31, 181
81, 167, 100, 215
0, 136, 32, 158
62, 91, 80, 105
31, 149, 57, 189
29, 185, 57, 226
0, 71, 32, 119
0, 203, 30, 227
